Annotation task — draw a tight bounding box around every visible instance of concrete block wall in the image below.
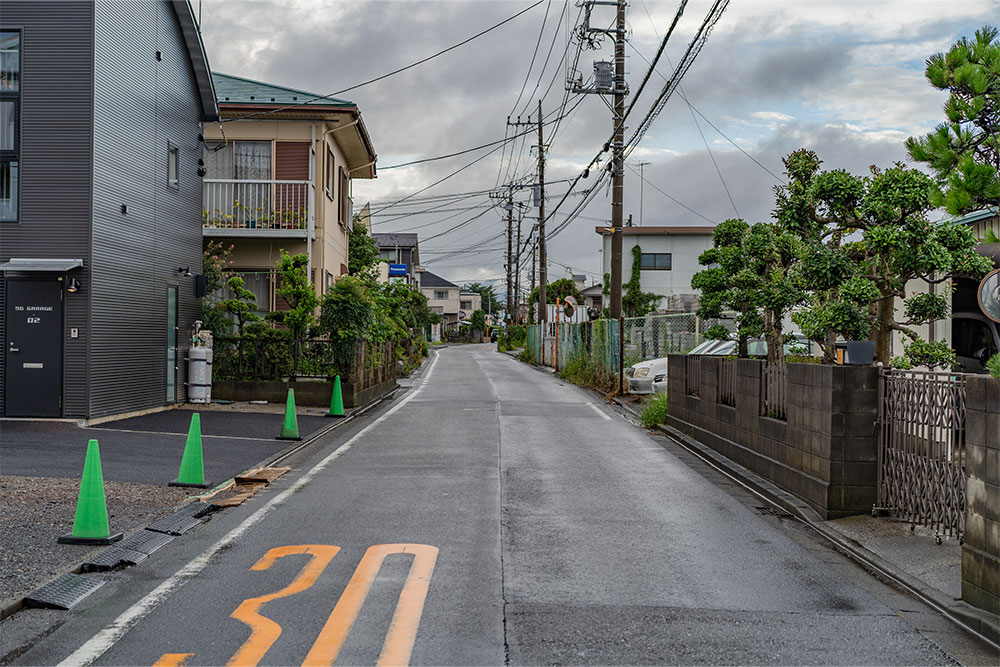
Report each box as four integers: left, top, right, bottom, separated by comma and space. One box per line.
963, 376, 1000, 615
666, 356, 879, 519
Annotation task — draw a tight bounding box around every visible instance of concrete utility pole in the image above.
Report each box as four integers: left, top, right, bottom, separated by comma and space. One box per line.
514, 212, 522, 323
506, 188, 514, 324
537, 99, 547, 326
530, 230, 536, 322
570, 0, 628, 319
609, 0, 626, 319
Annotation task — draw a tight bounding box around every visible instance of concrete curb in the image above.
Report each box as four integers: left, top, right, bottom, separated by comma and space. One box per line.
0, 374, 410, 627
609, 397, 999, 648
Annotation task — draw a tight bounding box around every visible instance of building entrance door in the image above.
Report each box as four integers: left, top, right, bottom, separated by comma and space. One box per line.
4, 278, 63, 416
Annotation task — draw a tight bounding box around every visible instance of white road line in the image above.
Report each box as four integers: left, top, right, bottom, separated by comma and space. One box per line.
588, 403, 612, 421
85, 426, 278, 442
58, 353, 440, 667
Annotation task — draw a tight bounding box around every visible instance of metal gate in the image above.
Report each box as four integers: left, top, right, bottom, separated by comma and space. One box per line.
875, 368, 967, 538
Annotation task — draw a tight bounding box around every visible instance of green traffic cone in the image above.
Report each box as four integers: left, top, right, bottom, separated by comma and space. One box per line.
170, 413, 209, 488
277, 388, 302, 440
58, 440, 123, 545
326, 375, 345, 418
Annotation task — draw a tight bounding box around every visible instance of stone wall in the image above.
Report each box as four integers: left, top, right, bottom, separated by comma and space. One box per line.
963, 376, 1000, 615
666, 356, 879, 519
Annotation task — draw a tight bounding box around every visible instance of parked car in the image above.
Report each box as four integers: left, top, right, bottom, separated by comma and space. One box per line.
489, 328, 499, 342
687, 335, 813, 358
626, 357, 668, 394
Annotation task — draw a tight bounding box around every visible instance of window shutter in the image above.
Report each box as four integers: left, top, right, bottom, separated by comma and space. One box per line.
276, 142, 310, 223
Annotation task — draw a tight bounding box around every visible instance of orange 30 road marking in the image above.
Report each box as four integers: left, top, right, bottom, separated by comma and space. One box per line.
227, 545, 340, 667
303, 544, 438, 667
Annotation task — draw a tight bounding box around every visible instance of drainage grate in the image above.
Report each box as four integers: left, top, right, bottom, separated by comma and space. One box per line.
24, 573, 104, 610
146, 512, 203, 536
177, 501, 220, 519
119, 529, 175, 555
82, 530, 176, 572
756, 506, 793, 518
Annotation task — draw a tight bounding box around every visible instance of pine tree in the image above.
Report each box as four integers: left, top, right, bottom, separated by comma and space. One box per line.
906, 26, 1000, 214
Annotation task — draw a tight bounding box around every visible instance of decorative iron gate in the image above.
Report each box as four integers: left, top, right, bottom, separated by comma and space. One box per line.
875, 368, 967, 538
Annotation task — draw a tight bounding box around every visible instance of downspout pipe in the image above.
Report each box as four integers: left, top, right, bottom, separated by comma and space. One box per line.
308, 123, 316, 287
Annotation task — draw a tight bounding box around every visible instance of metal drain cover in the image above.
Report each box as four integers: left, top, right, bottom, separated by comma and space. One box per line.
24, 573, 104, 610
119, 529, 175, 555
146, 511, 203, 536
756, 506, 793, 518
82, 547, 148, 572
178, 501, 220, 519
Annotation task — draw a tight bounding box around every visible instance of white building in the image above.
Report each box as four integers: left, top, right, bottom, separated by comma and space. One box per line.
596, 226, 715, 312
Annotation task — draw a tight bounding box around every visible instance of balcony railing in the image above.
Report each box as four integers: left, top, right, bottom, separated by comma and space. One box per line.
203, 179, 312, 231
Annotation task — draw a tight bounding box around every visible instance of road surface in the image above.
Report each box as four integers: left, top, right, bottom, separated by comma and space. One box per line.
11, 345, 994, 665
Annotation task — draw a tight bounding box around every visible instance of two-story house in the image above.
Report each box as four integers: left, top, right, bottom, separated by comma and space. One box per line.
1, 0, 217, 419
596, 225, 715, 313
202, 73, 377, 311
417, 270, 462, 323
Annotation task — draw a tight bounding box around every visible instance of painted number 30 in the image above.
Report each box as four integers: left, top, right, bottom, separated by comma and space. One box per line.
154, 543, 438, 667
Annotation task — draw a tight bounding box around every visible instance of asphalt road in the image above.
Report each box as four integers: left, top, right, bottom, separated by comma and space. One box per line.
10, 345, 993, 665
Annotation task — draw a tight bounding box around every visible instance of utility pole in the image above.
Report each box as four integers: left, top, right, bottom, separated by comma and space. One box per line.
637, 161, 650, 226
508, 107, 547, 326
506, 188, 514, 324
609, 0, 626, 319
530, 230, 536, 322
569, 0, 628, 319
537, 99, 547, 327
514, 212, 522, 323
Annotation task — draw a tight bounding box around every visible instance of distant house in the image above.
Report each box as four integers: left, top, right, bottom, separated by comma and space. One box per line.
372, 232, 419, 285
580, 283, 604, 312
202, 72, 377, 311
417, 270, 463, 324
596, 226, 715, 313
459, 291, 483, 318
1, 1, 217, 419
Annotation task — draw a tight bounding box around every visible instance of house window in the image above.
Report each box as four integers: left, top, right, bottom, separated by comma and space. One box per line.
167, 143, 179, 188
204, 141, 271, 224
434, 290, 448, 300
325, 147, 334, 200
339, 167, 350, 226
640, 252, 671, 270
460, 300, 472, 310
0, 31, 19, 222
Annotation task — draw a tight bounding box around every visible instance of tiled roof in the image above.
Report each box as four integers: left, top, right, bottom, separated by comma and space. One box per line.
420, 271, 458, 288
212, 72, 356, 108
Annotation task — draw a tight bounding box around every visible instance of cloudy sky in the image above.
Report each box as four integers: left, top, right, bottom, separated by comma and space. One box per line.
199, 0, 998, 293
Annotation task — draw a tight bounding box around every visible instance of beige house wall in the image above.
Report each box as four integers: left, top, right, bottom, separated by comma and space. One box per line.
423, 287, 460, 322
203, 119, 354, 298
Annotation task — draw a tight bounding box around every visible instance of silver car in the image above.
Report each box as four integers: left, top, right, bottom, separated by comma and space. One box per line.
626, 357, 668, 394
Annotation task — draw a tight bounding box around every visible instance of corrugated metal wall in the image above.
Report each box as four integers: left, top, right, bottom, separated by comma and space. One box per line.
0, 2, 95, 417
90, 0, 205, 417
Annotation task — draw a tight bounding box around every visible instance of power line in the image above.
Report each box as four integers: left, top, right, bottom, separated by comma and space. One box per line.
223, 1, 545, 123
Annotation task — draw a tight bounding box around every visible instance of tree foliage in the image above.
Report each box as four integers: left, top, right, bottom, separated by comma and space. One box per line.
529, 278, 582, 309
200, 240, 234, 335
348, 218, 381, 282
219, 275, 259, 337
622, 245, 662, 318
777, 150, 993, 367
462, 282, 502, 314
470, 309, 487, 333
266, 251, 318, 341
906, 26, 1000, 214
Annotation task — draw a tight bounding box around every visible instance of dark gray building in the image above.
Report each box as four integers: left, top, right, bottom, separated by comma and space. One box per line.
372, 232, 419, 285
0, 1, 217, 419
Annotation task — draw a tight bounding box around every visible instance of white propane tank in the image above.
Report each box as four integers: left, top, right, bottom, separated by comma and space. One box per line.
188, 346, 213, 403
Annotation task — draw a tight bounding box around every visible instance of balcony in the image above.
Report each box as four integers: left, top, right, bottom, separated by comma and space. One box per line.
202, 179, 314, 238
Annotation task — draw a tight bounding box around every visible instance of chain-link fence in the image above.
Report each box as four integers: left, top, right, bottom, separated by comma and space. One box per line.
521, 313, 739, 391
